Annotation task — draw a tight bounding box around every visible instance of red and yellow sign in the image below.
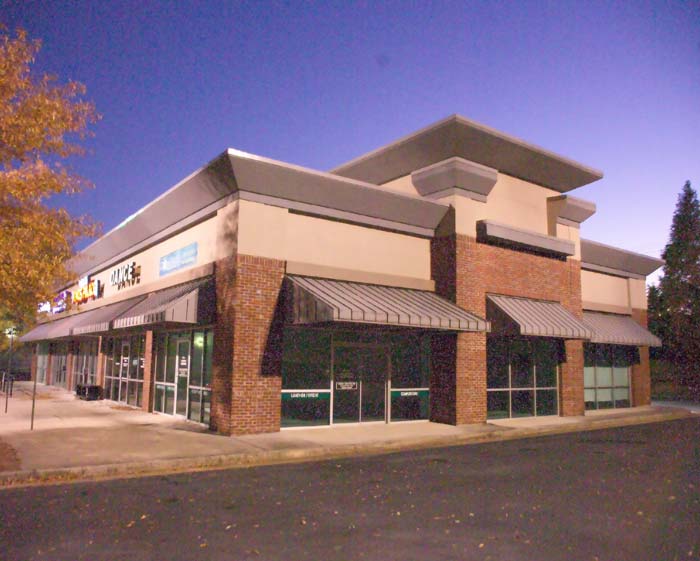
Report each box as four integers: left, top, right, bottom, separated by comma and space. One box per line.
72, 279, 101, 305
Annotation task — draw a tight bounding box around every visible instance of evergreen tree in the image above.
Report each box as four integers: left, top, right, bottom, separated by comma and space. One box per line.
655, 181, 700, 395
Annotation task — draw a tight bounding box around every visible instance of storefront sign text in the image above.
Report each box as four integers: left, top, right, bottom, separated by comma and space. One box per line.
110, 261, 140, 289
159, 243, 198, 277
72, 279, 101, 305
51, 291, 71, 314
335, 381, 358, 391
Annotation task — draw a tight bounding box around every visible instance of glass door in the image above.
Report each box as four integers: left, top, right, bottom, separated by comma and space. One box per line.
332, 344, 388, 424
175, 339, 191, 416
119, 341, 130, 403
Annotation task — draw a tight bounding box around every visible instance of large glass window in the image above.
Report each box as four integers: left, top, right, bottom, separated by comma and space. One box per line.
280, 330, 432, 427
49, 342, 68, 388
487, 337, 561, 419
102, 335, 145, 406
152, 330, 213, 424
389, 334, 430, 422
281, 329, 331, 427
584, 344, 636, 410
36, 342, 49, 384
73, 340, 99, 387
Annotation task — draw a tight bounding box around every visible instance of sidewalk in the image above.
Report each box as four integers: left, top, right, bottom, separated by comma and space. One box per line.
0, 382, 696, 488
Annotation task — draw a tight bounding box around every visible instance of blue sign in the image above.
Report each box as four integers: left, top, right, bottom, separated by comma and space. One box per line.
159, 243, 198, 277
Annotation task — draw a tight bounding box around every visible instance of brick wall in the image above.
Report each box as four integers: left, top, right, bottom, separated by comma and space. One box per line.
631, 308, 651, 406
212, 253, 285, 435
431, 233, 585, 423
141, 331, 154, 412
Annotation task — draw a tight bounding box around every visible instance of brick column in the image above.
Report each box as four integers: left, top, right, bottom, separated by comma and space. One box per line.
560, 339, 585, 416
96, 336, 105, 388
430, 233, 488, 425
212, 254, 237, 435
30, 345, 38, 382
631, 308, 651, 406
66, 343, 75, 392
141, 330, 154, 412
45, 350, 53, 386
631, 347, 651, 406
560, 259, 585, 416
212, 254, 285, 435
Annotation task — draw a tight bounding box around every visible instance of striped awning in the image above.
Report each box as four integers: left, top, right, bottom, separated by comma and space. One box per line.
287, 275, 489, 332
487, 294, 592, 339
19, 314, 80, 343
71, 296, 146, 336
112, 277, 214, 329
582, 311, 661, 347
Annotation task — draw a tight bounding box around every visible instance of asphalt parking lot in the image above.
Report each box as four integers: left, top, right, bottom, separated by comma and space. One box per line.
1, 418, 698, 561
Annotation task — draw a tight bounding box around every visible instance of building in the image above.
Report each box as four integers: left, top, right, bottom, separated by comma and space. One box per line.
21, 115, 662, 435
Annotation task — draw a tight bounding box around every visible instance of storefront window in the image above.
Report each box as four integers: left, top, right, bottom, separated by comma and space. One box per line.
74, 340, 98, 387
36, 342, 49, 384
584, 344, 636, 410
103, 335, 144, 406
153, 329, 213, 423
49, 342, 68, 388
487, 337, 561, 419
281, 329, 432, 427
390, 334, 430, 422
281, 328, 331, 427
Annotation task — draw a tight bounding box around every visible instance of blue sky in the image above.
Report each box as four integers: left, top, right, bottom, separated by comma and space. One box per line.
3, 1, 699, 284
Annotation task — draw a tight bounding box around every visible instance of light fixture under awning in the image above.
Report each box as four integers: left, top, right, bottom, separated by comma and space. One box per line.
287, 275, 489, 332
487, 294, 592, 339
112, 277, 215, 329
582, 311, 661, 347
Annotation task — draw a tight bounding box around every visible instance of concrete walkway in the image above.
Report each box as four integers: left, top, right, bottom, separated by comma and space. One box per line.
0, 382, 695, 488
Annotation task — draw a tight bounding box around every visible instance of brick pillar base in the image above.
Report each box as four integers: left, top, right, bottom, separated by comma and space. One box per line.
212, 254, 285, 436
96, 336, 105, 388
560, 339, 584, 416
632, 347, 651, 406
30, 346, 38, 382
142, 331, 154, 412
430, 332, 487, 425
66, 345, 75, 393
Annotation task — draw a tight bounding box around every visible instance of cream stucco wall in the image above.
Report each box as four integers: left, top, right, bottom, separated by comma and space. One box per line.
581, 270, 648, 312
444, 173, 559, 236
68, 212, 227, 301
236, 199, 431, 281
629, 278, 648, 310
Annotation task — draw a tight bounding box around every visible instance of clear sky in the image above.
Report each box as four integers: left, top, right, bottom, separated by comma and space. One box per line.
2, 1, 699, 284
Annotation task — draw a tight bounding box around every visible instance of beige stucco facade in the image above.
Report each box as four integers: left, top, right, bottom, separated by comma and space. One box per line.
236, 199, 432, 284
581, 270, 648, 312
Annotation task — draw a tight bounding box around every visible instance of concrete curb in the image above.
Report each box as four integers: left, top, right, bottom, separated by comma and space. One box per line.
0, 408, 694, 489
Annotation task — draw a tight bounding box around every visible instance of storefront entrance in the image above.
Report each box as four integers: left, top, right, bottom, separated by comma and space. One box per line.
332, 344, 389, 424
281, 329, 431, 428
152, 330, 213, 425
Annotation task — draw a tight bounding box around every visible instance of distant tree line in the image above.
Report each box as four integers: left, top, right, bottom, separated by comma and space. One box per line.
648, 181, 700, 399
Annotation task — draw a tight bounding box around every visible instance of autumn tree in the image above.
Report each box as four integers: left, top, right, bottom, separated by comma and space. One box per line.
0, 28, 99, 325
650, 181, 700, 396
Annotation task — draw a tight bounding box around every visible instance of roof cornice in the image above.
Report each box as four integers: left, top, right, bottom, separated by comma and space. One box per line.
331, 114, 603, 192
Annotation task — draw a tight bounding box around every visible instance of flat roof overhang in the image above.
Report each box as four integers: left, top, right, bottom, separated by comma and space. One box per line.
331, 115, 603, 192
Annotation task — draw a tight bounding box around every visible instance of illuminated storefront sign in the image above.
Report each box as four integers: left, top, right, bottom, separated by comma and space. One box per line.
72, 278, 101, 305
110, 261, 140, 289
159, 243, 198, 277
51, 291, 71, 314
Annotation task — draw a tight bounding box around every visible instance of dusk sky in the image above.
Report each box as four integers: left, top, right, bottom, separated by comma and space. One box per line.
3, 1, 699, 284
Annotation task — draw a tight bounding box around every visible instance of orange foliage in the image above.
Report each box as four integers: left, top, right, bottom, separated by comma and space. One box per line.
0, 28, 100, 324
